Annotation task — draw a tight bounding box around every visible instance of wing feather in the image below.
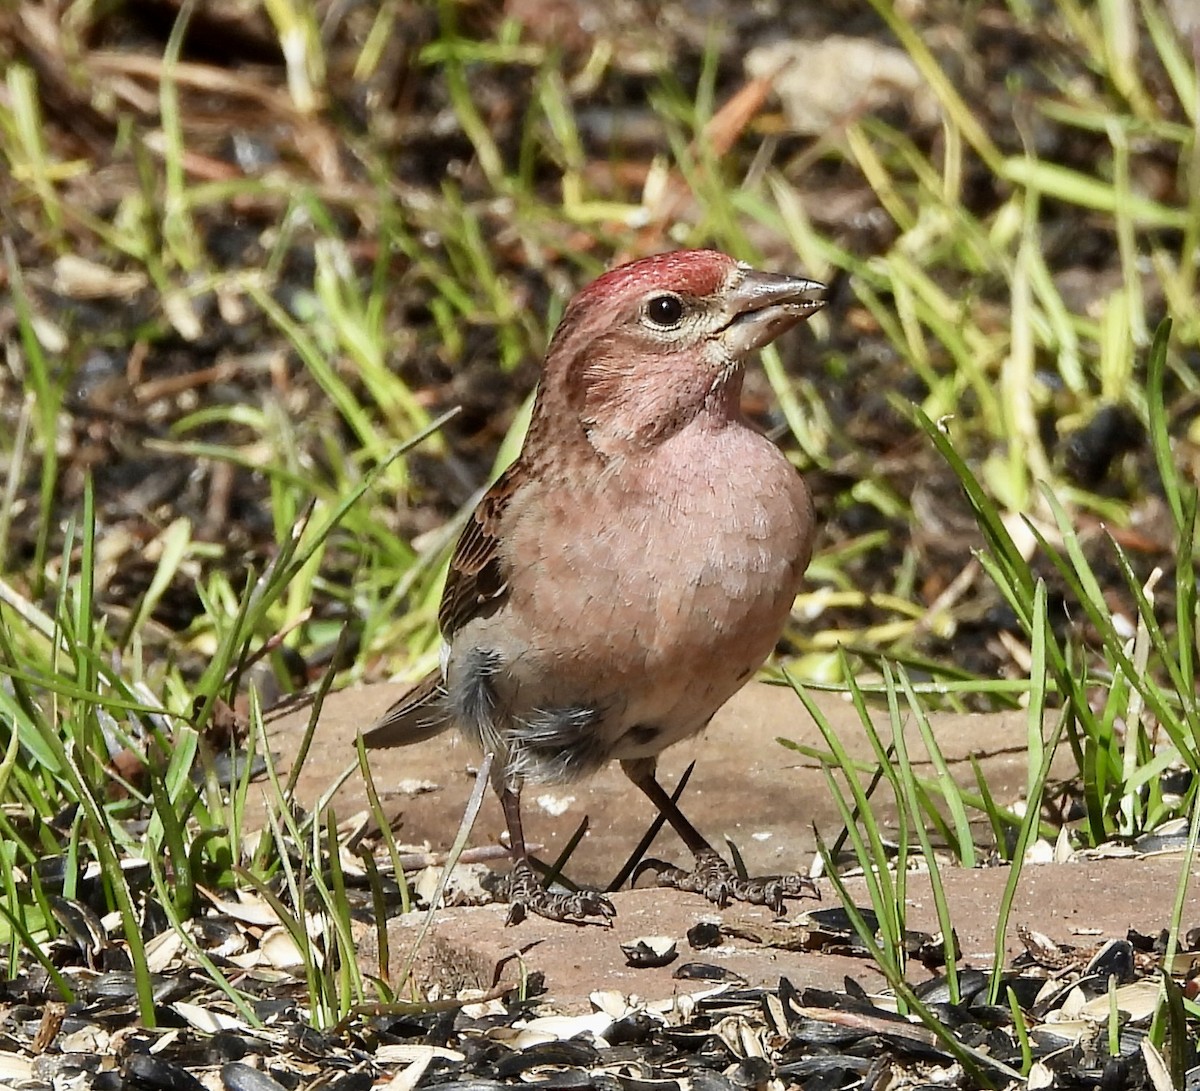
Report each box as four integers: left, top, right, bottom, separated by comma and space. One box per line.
364, 468, 521, 749
437, 467, 520, 637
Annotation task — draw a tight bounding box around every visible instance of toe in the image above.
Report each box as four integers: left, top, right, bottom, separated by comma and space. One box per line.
502, 863, 616, 926
636, 852, 817, 912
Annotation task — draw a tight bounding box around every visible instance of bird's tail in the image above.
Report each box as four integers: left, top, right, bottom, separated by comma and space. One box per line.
361, 670, 452, 748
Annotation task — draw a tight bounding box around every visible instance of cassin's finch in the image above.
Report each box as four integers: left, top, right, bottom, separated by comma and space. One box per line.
365, 249, 826, 924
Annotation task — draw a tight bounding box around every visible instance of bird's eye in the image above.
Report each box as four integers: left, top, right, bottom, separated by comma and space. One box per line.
644, 294, 684, 328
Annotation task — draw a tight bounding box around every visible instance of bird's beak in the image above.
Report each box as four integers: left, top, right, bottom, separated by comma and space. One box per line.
721, 269, 827, 356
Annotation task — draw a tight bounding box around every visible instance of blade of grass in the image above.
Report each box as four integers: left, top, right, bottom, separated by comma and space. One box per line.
393, 751, 493, 993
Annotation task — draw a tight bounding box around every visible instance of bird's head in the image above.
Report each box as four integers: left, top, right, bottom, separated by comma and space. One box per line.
532, 249, 826, 459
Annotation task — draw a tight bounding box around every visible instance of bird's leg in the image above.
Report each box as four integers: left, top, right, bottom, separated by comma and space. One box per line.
622, 757, 818, 914
497, 780, 615, 926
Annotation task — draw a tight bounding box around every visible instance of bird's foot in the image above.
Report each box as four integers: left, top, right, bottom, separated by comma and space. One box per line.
503, 859, 616, 927
637, 849, 818, 915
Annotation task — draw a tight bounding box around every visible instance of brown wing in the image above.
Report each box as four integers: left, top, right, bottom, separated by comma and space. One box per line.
437, 466, 521, 637
364, 469, 521, 749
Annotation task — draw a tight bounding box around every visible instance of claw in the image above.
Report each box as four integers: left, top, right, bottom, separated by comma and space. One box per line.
635, 850, 818, 915
504, 860, 616, 926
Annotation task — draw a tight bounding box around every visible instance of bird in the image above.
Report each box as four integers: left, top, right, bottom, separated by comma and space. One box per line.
363, 249, 826, 924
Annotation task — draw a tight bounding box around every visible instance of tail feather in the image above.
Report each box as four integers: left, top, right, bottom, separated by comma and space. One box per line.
362, 670, 452, 748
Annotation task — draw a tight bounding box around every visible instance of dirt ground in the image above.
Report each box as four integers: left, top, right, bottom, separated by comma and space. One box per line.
266, 681, 1045, 884
267, 680, 1194, 1002
370, 859, 1199, 1008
